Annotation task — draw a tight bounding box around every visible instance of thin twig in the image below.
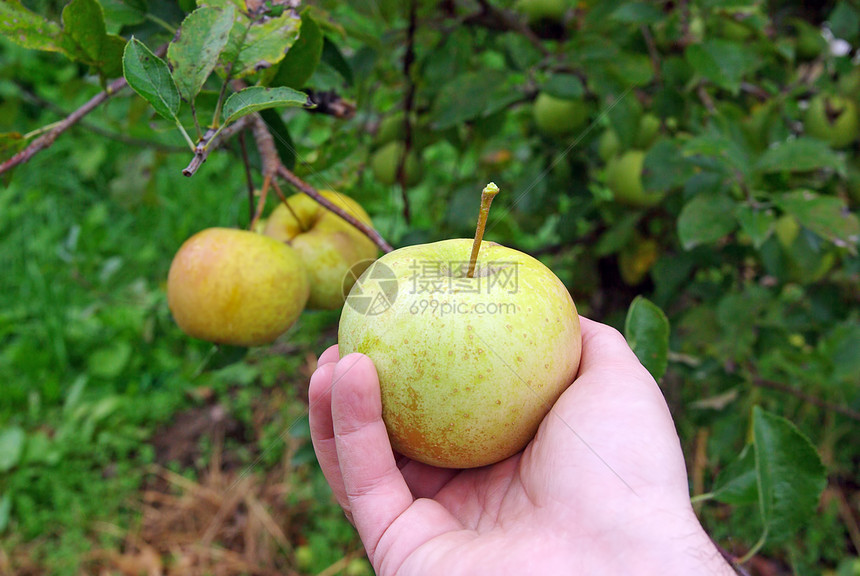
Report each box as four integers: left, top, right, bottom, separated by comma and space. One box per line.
751, 376, 860, 422
830, 485, 860, 555
238, 130, 256, 225
697, 84, 717, 114
243, 115, 392, 251
182, 115, 255, 176
640, 25, 661, 84
248, 115, 282, 229
0, 75, 128, 175
275, 163, 393, 253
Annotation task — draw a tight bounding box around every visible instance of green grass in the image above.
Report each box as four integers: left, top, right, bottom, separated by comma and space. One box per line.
0, 125, 356, 573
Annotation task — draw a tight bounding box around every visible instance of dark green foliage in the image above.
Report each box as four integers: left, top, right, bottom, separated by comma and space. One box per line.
1, 0, 858, 573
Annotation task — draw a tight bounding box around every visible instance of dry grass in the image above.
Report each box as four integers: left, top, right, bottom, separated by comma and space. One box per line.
78, 352, 365, 576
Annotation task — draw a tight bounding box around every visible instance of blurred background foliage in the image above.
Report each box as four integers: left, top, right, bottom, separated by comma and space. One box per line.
1, 0, 859, 574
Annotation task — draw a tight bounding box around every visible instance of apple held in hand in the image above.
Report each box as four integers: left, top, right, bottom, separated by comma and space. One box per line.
339, 184, 582, 468
264, 190, 378, 310
167, 228, 309, 346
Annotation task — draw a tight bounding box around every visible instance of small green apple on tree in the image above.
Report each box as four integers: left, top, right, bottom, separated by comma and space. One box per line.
370, 141, 422, 186
338, 183, 582, 468
606, 149, 666, 208
167, 228, 309, 347
263, 190, 378, 310
532, 92, 590, 138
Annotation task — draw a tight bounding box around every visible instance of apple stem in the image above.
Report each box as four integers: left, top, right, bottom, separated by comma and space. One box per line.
467, 182, 499, 278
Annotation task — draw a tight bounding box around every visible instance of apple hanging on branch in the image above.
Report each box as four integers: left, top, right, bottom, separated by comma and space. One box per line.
338, 183, 582, 469
167, 227, 310, 347
263, 190, 378, 310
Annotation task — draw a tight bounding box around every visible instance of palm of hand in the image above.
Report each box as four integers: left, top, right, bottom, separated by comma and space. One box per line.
309, 319, 727, 575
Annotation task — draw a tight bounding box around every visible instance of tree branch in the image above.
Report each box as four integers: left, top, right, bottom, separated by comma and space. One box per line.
274, 161, 393, 254
0, 75, 128, 176
752, 376, 860, 422
182, 115, 255, 177
640, 25, 661, 85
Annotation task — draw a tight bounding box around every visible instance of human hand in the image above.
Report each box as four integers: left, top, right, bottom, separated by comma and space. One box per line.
308, 317, 734, 575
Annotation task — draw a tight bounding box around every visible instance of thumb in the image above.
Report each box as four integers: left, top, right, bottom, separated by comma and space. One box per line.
330, 353, 414, 558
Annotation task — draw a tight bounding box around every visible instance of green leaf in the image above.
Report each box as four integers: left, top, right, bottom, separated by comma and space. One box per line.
0, 132, 26, 163
168, 4, 235, 102
0, 426, 26, 472
823, 323, 860, 384
221, 8, 301, 80
0, 492, 10, 533
753, 406, 827, 543
624, 296, 670, 381
610, 2, 663, 24
541, 74, 584, 100
829, 1, 859, 42
776, 190, 860, 249
430, 70, 522, 130
678, 194, 737, 250
268, 8, 324, 89
0, 0, 64, 51
609, 52, 654, 88
683, 130, 751, 177
712, 444, 759, 505
685, 39, 758, 94
58, 0, 125, 79
99, 0, 146, 32
98, 33, 126, 78
756, 138, 844, 173
594, 212, 641, 257
222, 86, 309, 124
605, 90, 641, 149
122, 38, 181, 121
61, 0, 106, 63
642, 139, 696, 194
321, 36, 354, 85
735, 205, 775, 249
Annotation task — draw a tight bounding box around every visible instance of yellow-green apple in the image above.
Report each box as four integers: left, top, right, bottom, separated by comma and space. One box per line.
167, 228, 309, 346
263, 190, 378, 310
804, 94, 859, 149
374, 112, 406, 147
338, 184, 582, 468
533, 92, 590, 137
606, 149, 666, 208
370, 141, 422, 186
